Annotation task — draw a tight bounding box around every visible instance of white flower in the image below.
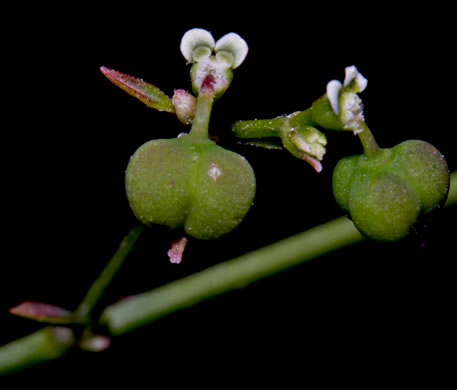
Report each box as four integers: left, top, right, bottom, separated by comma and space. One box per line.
180, 28, 249, 97
180, 28, 248, 69
326, 65, 367, 134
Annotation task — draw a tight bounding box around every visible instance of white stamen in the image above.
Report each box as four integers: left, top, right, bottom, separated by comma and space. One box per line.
341, 92, 365, 134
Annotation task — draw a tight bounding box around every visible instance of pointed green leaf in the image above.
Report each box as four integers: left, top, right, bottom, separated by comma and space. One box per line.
100, 66, 176, 113
9, 301, 74, 324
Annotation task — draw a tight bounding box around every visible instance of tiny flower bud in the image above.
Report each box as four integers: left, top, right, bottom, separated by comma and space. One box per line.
172, 89, 197, 125
279, 114, 327, 172
168, 236, 189, 264
291, 126, 327, 161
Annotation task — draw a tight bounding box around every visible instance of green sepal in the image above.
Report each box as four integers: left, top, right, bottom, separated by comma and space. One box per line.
100, 66, 175, 113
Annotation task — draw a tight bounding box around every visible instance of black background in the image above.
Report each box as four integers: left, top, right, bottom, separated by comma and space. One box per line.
2, 4, 455, 384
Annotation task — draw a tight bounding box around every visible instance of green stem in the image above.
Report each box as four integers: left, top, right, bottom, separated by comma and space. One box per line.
102, 216, 364, 335
73, 223, 144, 322
448, 170, 457, 205
102, 171, 457, 336
0, 327, 74, 376
232, 117, 284, 138
2, 172, 456, 375
188, 89, 215, 139
232, 108, 317, 139
288, 108, 316, 129
357, 123, 381, 157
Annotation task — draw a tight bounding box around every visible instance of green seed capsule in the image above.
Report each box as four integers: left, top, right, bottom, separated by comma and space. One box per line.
125, 135, 256, 240
333, 140, 449, 242
389, 140, 450, 213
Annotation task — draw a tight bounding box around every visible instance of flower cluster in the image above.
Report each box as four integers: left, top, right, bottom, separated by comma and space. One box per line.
180, 28, 248, 98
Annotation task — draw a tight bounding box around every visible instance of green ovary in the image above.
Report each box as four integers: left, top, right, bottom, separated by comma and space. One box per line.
332, 140, 449, 242
348, 172, 421, 242
125, 136, 256, 240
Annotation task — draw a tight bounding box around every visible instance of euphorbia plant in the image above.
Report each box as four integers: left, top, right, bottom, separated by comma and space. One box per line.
1, 28, 455, 377
233, 66, 450, 241
103, 29, 255, 262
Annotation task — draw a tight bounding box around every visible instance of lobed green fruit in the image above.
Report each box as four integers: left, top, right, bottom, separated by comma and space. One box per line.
333, 140, 449, 242
125, 134, 256, 240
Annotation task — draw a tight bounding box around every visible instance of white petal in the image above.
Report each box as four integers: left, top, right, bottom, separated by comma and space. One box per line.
343, 65, 367, 92
215, 32, 248, 69
180, 28, 215, 63
326, 80, 342, 115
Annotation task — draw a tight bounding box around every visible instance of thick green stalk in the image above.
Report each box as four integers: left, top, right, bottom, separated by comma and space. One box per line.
288, 108, 316, 129
232, 117, 284, 138
73, 223, 144, 322
0, 327, 74, 376
102, 216, 364, 335
357, 123, 381, 158
232, 108, 316, 139
103, 172, 457, 336
1, 172, 455, 375
188, 89, 214, 139
448, 170, 457, 205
